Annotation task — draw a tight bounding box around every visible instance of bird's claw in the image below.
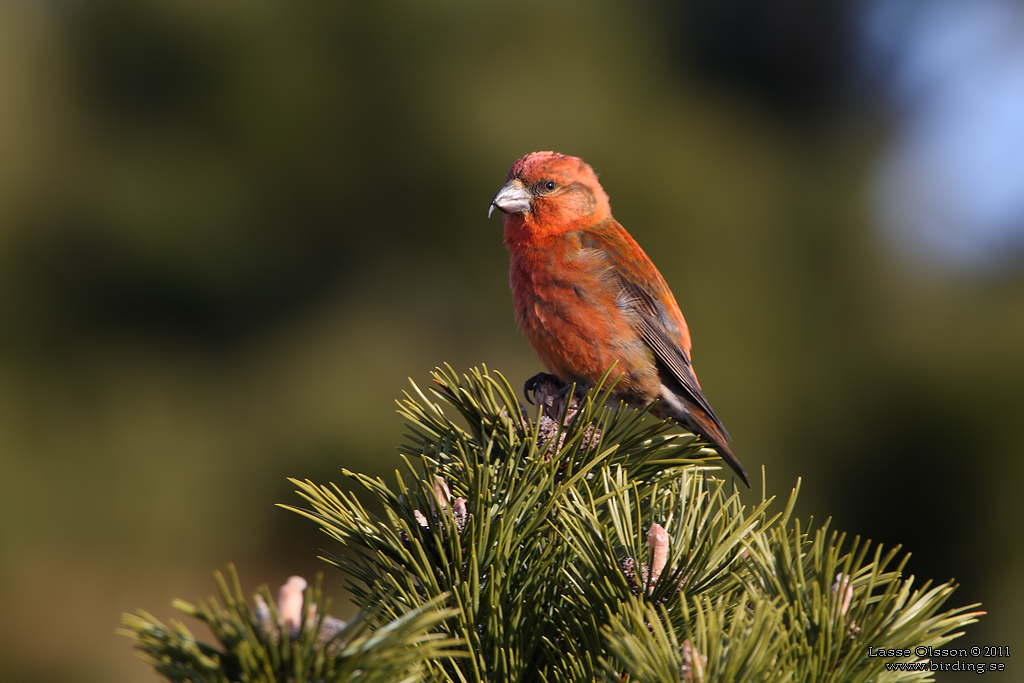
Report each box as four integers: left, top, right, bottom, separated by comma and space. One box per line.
558, 382, 589, 402
523, 372, 561, 405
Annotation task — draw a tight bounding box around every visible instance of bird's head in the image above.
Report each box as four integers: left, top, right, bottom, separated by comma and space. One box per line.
489, 152, 611, 238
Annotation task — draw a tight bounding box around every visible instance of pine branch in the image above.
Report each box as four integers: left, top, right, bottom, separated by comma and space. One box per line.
125, 365, 983, 683
120, 566, 464, 683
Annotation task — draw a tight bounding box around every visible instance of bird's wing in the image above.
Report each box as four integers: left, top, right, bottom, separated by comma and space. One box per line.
581, 221, 729, 436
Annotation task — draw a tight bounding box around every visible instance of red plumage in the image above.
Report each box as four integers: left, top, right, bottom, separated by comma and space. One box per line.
490, 151, 749, 487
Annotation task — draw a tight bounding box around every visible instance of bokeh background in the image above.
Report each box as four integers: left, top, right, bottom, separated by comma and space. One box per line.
2, 0, 1023, 680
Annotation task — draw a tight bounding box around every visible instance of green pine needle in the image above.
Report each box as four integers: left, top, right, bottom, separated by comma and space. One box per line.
124, 366, 982, 683
120, 565, 464, 683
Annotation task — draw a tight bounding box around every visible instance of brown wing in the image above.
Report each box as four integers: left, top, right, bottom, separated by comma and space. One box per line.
581, 220, 730, 439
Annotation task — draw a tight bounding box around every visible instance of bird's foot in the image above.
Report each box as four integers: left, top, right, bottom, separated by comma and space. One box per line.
523, 372, 602, 461
523, 372, 562, 406
523, 372, 591, 422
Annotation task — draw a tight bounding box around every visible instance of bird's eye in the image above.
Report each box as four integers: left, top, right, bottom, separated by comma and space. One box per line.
541, 179, 556, 192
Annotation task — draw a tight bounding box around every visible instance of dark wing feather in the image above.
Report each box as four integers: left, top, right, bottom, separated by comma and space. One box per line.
619, 279, 730, 438
581, 224, 730, 438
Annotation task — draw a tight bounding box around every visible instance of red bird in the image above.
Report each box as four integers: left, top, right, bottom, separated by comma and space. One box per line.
489, 151, 749, 487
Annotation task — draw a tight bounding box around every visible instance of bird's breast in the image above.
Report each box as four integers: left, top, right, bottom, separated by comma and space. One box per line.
507, 237, 656, 397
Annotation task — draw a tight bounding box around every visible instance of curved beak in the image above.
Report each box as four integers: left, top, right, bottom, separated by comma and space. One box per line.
488, 179, 532, 218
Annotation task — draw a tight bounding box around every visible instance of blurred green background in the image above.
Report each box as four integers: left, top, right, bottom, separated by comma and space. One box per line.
1, 1, 1022, 681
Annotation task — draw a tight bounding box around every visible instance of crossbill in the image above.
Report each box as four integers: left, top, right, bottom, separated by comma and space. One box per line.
489, 151, 749, 487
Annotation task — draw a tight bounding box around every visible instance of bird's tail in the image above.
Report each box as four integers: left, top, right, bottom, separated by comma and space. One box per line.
690, 411, 750, 488
654, 392, 750, 488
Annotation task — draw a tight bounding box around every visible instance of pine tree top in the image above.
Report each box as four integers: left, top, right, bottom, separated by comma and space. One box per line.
122, 365, 983, 683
